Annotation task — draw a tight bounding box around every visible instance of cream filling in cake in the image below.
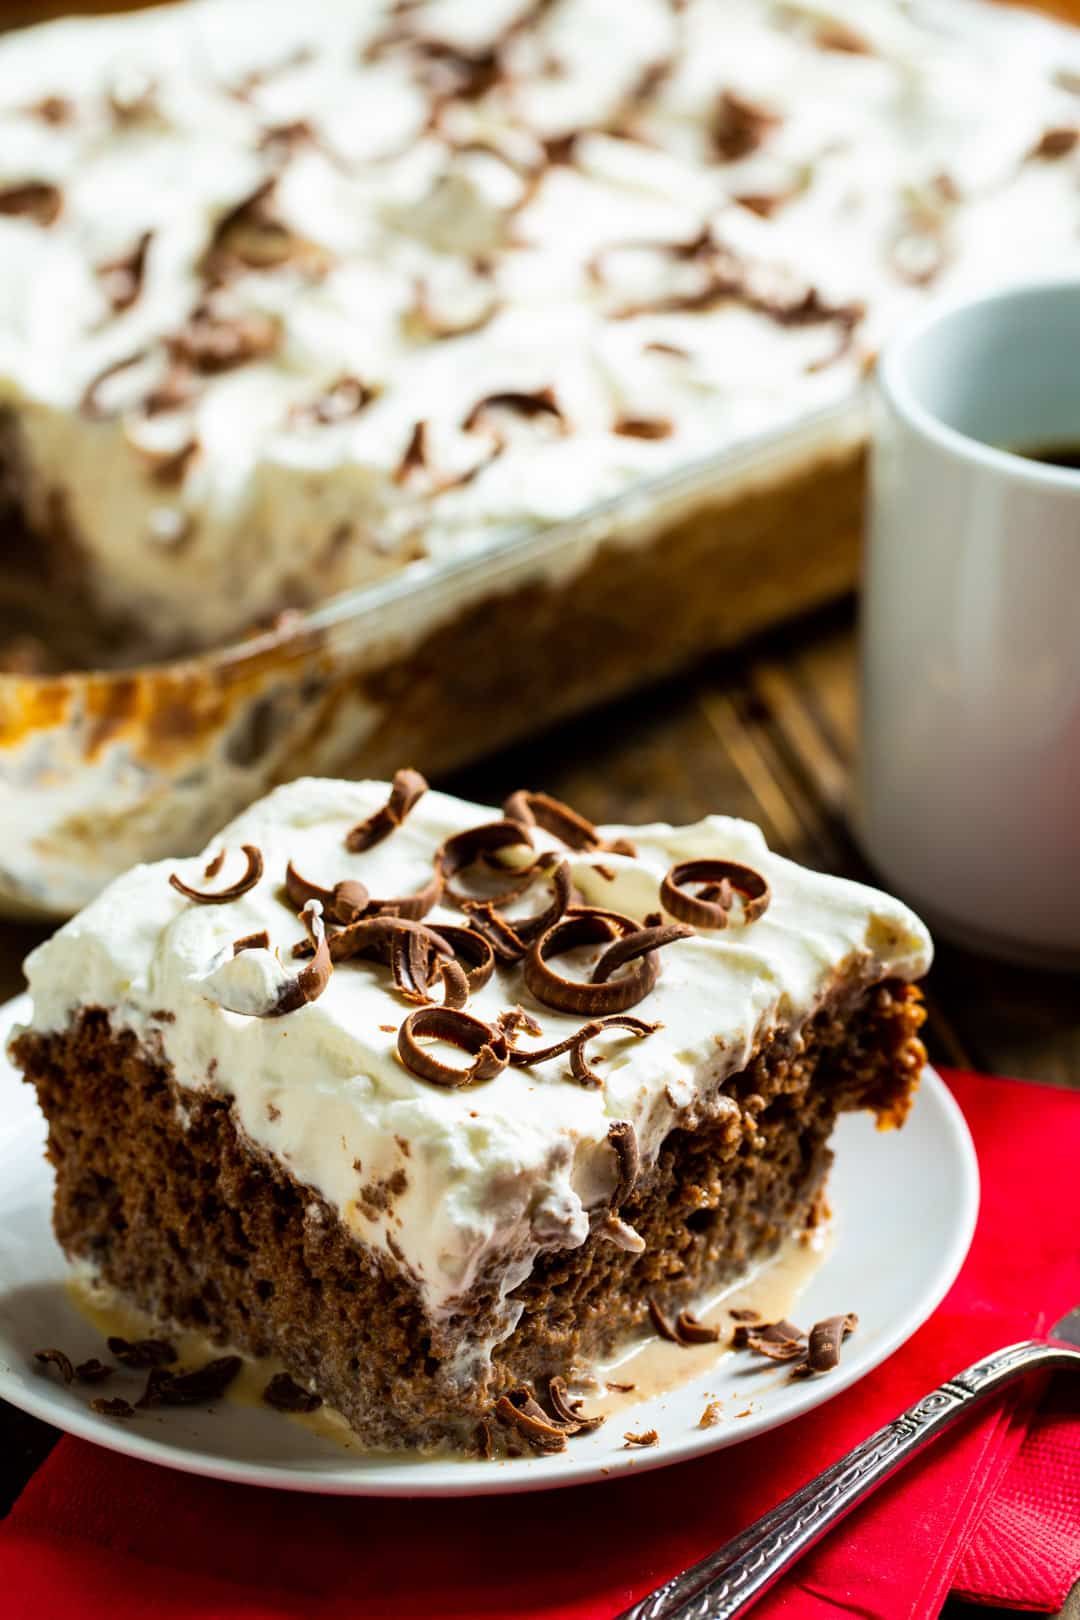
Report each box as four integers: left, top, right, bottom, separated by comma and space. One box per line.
18, 777, 932, 1363
0, 0, 1079, 647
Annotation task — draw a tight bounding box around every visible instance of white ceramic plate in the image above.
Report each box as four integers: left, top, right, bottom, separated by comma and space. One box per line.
0, 991, 978, 1497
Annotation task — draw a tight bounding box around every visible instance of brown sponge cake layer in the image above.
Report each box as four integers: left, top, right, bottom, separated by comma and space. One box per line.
14, 980, 923, 1452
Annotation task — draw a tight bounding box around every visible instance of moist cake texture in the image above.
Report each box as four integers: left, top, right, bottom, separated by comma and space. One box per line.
13, 774, 931, 1451
1, 0, 1080, 652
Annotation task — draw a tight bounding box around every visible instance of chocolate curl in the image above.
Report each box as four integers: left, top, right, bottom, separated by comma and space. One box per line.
295, 912, 452, 972
734, 1319, 808, 1362
607, 1119, 640, 1205
397, 1007, 508, 1088
493, 1388, 568, 1454
591, 922, 693, 984
503, 788, 636, 857
462, 387, 566, 436
285, 860, 369, 924
523, 908, 671, 1015
390, 929, 470, 1010
506, 1014, 658, 1088
169, 844, 264, 905
271, 900, 333, 1016
0, 181, 62, 225
660, 858, 770, 929
793, 1313, 859, 1376
548, 1375, 604, 1434
461, 853, 572, 960
97, 229, 152, 313
344, 768, 428, 853
429, 925, 497, 993
435, 819, 534, 906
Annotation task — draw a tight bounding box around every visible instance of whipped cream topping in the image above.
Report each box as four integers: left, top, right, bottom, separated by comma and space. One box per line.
1, 0, 1079, 649
19, 777, 932, 1367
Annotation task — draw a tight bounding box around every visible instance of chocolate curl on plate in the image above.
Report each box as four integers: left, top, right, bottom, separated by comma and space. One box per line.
169, 844, 264, 905
435, 819, 534, 906
285, 861, 370, 925
397, 1006, 508, 1088
344, 768, 428, 853
733, 1318, 807, 1361
660, 858, 770, 929
503, 788, 636, 857
548, 1375, 605, 1434
793, 1313, 859, 1376
493, 1388, 569, 1454
271, 900, 333, 1016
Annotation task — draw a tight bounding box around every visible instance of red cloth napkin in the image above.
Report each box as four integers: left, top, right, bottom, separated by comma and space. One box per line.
1, 1070, 1078, 1620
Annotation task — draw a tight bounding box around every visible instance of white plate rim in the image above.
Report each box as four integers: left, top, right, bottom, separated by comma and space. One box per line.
0, 991, 979, 1498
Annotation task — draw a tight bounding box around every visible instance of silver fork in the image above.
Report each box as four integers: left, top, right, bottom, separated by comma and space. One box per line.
619, 1307, 1080, 1620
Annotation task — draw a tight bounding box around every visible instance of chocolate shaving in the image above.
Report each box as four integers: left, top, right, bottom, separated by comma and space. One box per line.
291, 375, 374, 427
461, 853, 572, 959
233, 929, 270, 955
435, 819, 534, 906
285, 861, 370, 924
344, 768, 428, 853
793, 1312, 858, 1376
675, 1310, 721, 1345
34, 1348, 74, 1384
524, 909, 663, 1015
170, 843, 264, 904
814, 21, 871, 53
397, 1006, 508, 1088
141, 1355, 243, 1405
390, 928, 470, 1010
394, 419, 429, 484
734, 1318, 807, 1361
592, 922, 693, 986
548, 1375, 604, 1434
607, 1119, 640, 1205
712, 90, 779, 162
661, 858, 770, 928
700, 1400, 723, 1428
506, 1013, 657, 1086
91, 1396, 136, 1418
462, 387, 566, 435
79, 349, 148, 420
271, 900, 333, 1016
0, 182, 62, 226
262, 1372, 323, 1413
168, 299, 280, 374
503, 788, 635, 855
97, 230, 152, 314
623, 1428, 659, 1448
496, 1005, 543, 1041
493, 1388, 568, 1453
28, 96, 74, 126
614, 415, 673, 440
1030, 127, 1078, 161
647, 1297, 682, 1344
107, 1335, 178, 1368
204, 849, 226, 879
74, 1358, 113, 1384
428, 925, 497, 994
296, 912, 451, 968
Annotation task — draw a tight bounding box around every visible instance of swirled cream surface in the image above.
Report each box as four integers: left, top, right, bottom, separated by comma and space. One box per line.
18, 777, 931, 1351
1, 0, 1079, 647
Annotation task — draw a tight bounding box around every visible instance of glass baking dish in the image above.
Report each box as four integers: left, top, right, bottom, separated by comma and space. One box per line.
0, 394, 866, 918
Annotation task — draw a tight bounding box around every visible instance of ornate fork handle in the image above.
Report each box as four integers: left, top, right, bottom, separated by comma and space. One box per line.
620, 1339, 1080, 1620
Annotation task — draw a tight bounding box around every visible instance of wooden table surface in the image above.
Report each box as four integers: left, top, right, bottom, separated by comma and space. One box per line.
1, 601, 1078, 1618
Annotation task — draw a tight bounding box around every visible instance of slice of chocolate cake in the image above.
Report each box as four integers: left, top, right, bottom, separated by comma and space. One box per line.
11, 772, 930, 1453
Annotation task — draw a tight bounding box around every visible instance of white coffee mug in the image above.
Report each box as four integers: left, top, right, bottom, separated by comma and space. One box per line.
857, 279, 1080, 969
